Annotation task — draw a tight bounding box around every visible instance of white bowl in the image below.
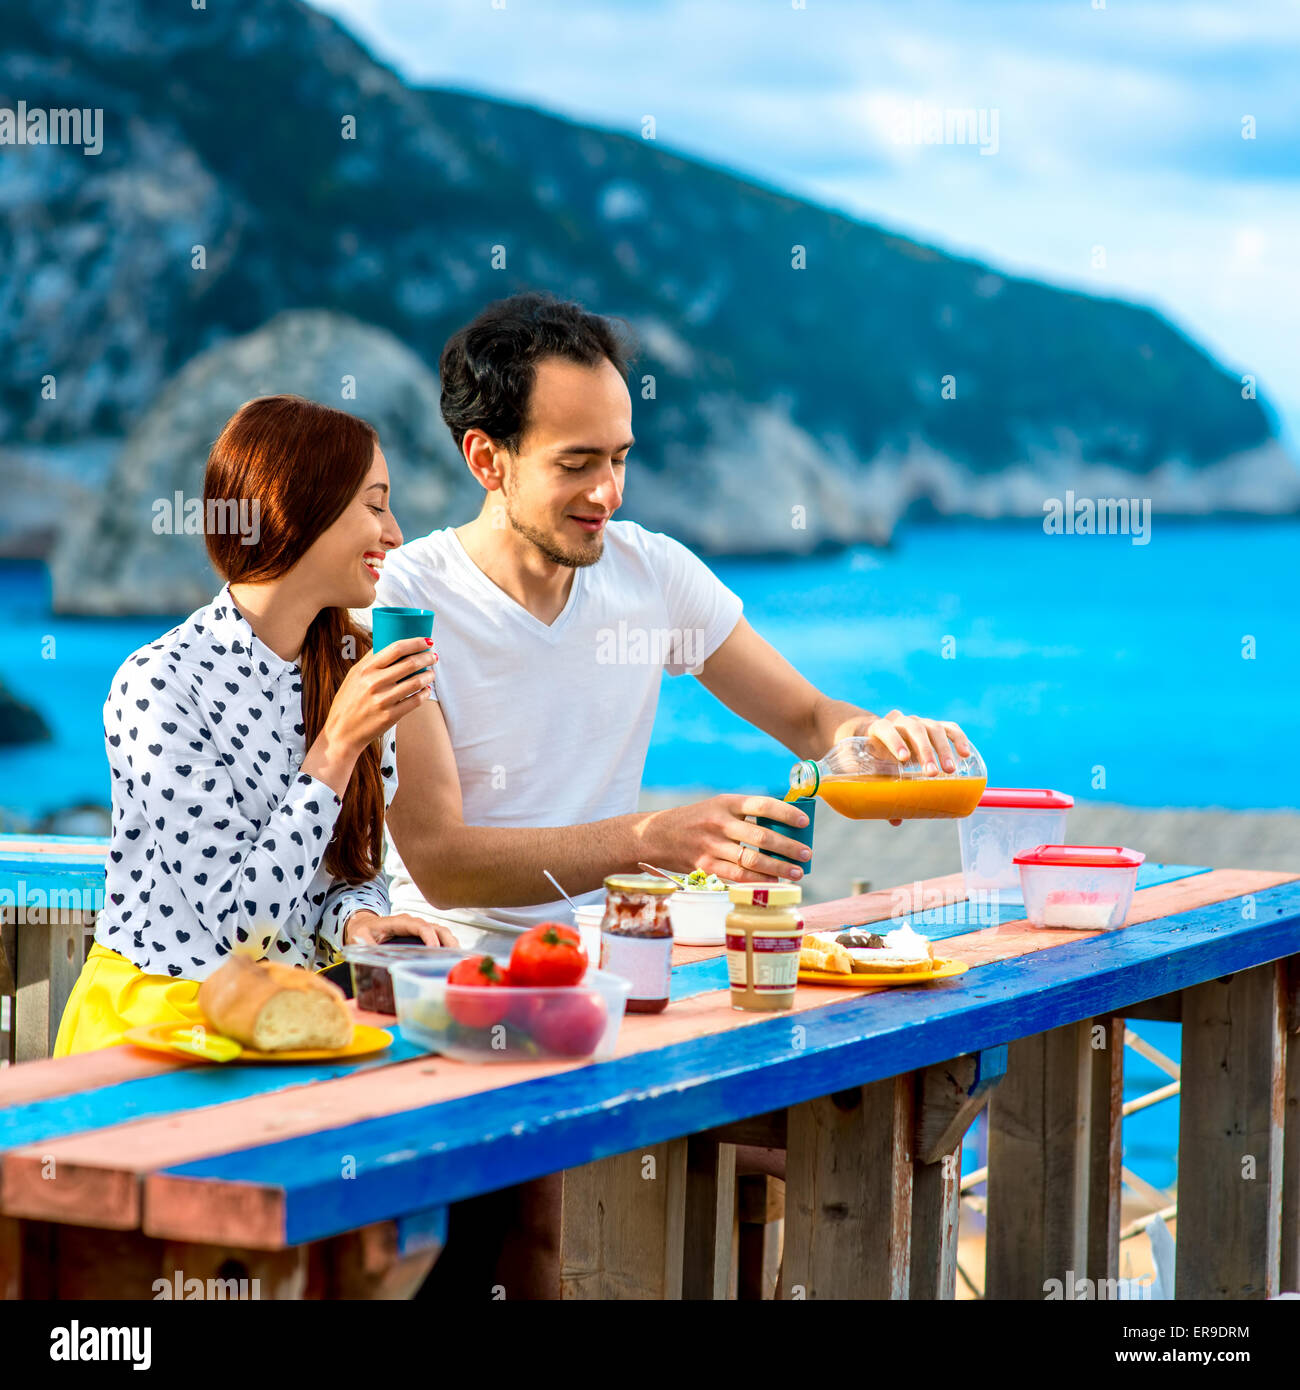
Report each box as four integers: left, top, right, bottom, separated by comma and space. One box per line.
571, 904, 605, 965
667, 888, 732, 946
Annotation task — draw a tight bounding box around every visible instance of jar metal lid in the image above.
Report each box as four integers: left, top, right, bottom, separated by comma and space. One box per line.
604, 872, 678, 895
727, 883, 803, 906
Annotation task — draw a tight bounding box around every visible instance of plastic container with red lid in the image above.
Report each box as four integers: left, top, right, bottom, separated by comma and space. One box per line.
1013, 844, 1146, 929
958, 787, 1075, 898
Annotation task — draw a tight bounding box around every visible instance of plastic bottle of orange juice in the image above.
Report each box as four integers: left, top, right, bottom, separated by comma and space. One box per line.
787, 736, 987, 821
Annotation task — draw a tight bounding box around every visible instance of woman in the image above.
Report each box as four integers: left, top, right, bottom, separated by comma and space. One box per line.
54, 395, 458, 1055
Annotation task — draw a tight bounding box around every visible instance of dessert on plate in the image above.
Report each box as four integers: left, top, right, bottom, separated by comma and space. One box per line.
832, 923, 937, 974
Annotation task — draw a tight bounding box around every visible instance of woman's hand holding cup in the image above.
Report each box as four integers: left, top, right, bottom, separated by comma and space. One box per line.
304, 636, 437, 795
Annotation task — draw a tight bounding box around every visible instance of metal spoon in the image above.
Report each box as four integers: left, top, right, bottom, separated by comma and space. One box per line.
543, 869, 582, 913
637, 861, 689, 887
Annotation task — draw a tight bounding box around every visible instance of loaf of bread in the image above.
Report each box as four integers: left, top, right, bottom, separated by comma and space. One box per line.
197, 952, 353, 1051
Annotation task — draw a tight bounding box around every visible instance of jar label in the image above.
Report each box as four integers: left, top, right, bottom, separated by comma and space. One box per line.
600, 932, 672, 1001
725, 933, 801, 991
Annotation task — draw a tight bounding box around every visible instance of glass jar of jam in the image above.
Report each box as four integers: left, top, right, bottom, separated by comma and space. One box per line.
599, 873, 676, 1014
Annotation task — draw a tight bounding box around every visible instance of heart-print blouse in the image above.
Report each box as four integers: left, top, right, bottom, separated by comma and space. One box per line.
94, 585, 397, 979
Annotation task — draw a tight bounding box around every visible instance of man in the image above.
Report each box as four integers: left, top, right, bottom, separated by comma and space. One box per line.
375, 291, 972, 935
375, 290, 973, 1300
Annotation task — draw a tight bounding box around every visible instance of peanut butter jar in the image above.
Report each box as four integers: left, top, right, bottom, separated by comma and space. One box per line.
725, 883, 803, 1012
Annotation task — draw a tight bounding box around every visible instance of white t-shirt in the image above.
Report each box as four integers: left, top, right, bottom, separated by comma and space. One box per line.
365, 520, 743, 927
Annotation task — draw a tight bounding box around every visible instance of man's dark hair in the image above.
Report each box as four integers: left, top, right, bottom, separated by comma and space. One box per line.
439, 292, 636, 455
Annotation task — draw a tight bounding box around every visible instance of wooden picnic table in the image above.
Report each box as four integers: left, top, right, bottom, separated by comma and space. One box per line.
0, 836, 106, 1063
2, 861, 1299, 1300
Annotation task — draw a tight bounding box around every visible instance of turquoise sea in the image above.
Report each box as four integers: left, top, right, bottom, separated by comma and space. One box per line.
3, 518, 1294, 1194
2, 517, 1296, 815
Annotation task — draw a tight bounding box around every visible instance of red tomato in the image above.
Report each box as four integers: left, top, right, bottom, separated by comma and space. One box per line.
445, 954, 512, 1029
526, 990, 609, 1057
508, 922, 588, 987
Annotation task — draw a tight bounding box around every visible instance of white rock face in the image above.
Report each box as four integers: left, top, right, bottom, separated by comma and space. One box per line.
47, 304, 1300, 613
50, 310, 474, 615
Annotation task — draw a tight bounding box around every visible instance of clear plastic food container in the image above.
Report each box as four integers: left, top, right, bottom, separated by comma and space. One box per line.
389, 958, 631, 1064
341, 942, 463, 1016
668, 887, 734, 946
1014, 845, 1145, 929
959, 788, 1074, 898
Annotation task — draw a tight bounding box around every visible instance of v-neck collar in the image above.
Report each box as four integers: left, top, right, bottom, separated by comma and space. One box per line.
446, 528, 586, 642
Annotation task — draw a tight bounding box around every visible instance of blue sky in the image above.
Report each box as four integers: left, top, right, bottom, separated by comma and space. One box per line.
311, 0, 1300, 449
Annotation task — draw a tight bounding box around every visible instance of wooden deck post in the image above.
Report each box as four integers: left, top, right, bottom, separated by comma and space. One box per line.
910, 1140, 963, 1300
681, 1134, 736, 1300
782, 1076, 915, 1299
13, 911, 92, 1062
0, 911, 15, 1065
985, 1021, 1092, 1299
1177, 962, 1285, 1299
1087, 1015, 1125, 1285
911, 1046, 1006, 1299
1282, 957, 1300, 1294
736, 1173, 784, 1300
559, 1139, 689, 1299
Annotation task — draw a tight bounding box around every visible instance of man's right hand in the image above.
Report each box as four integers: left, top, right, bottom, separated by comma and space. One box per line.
640, 794, 810, 884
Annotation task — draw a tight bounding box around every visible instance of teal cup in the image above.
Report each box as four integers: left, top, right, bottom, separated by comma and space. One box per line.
371, 606, 435, 676
753, 796, 816, 875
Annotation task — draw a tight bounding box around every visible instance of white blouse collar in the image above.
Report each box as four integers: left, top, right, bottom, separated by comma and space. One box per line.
206, 584, 302, 680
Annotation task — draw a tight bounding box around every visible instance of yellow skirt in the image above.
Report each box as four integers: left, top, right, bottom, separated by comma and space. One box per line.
53, 942, 207, 1057
53, 941, 344, 1057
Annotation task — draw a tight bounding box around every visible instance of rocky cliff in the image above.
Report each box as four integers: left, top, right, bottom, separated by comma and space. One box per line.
4, 0, 1297, 608
0, 678, 51, 746
49, 310, 477, 614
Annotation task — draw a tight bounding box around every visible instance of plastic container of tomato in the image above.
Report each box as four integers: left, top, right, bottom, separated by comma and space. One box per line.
389, 958, 632, 1063
958, 788, 1074, 898
1014, 845, 1145, 929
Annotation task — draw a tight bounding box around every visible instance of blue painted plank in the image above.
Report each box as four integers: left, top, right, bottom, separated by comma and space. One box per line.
0, 1035, 422, 1153
669, 863, 1210, 1000
0, 863, 106, 902
157, 881, 1300, 1246
0, 837, 104, 902
395, 1205, 448, 1256
972, 1043, 1008, 1096
0, 835, 109, 854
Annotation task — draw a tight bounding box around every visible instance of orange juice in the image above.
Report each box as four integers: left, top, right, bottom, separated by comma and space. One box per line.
814, 774, 987, 821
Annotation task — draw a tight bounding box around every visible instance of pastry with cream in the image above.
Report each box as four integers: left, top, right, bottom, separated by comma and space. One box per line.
834, 923, 936, 973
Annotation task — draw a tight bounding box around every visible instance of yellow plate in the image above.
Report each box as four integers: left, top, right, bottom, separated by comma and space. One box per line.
798, 958, 970, 987
123, 1021, 394, 1064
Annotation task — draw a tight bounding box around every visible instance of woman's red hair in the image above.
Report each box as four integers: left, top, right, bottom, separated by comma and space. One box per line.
204, 395, 383, 884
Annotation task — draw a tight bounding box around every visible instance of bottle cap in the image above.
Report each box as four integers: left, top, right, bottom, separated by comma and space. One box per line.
727, 883, 803, 907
